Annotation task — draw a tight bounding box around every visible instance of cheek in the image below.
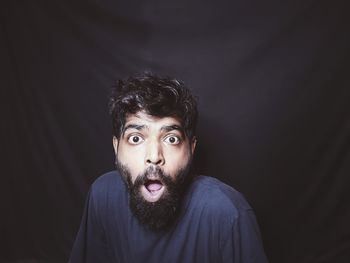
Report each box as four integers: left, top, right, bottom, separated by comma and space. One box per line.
164, 147, 191, 171
118, 146, 145, 182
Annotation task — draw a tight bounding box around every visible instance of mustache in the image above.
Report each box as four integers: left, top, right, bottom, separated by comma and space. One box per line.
133, 166, 172, 187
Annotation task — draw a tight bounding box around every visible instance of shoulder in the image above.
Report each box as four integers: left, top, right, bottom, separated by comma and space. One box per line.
90, 170, 126, 199
86, 170, 128, 217
92, 170, 122, 187
186, 176, 253, 218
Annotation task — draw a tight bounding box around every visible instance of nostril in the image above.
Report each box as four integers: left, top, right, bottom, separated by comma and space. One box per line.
146, 158, 163, 165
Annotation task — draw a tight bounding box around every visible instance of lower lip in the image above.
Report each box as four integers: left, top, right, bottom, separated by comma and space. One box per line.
140, 185, 165, 202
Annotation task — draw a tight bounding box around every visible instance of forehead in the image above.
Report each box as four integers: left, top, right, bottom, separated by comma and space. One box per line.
124, 111, 182, 129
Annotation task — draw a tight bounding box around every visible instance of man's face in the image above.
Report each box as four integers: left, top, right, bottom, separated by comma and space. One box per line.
113, 111, 196, 202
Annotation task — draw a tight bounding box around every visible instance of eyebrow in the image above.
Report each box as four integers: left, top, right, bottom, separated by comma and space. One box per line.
122, 124, 146, 136
160, 124, 184, 134
122, 124, 184, 136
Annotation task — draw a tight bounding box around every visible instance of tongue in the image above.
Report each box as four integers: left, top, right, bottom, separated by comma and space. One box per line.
147, 183, 162, 191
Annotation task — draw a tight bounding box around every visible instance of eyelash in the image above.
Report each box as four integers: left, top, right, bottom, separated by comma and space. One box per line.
126, 134, 181, 145
164, 135, 181, 144
127, 135, 144, 144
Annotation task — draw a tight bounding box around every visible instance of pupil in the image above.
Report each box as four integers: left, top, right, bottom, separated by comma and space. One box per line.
133, 136, 139, 143
169, 137, 175, 143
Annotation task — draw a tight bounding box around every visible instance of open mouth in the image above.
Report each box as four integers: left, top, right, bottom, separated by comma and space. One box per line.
141, 179, 165, 202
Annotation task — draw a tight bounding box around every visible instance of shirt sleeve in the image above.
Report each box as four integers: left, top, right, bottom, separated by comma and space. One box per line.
69, 188, 113, 263
221, 209, 269, 263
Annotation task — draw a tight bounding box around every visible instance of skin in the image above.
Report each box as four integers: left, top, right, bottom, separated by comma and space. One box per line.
113, 111, 196, 203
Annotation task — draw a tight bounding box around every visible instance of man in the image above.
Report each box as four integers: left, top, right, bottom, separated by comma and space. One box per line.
69, 73, 268, 262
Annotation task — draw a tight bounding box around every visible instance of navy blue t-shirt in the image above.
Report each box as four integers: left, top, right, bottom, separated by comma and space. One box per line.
69, 171, 268, 262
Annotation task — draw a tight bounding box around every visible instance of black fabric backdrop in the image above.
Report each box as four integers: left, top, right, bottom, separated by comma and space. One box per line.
2, 0, 350, 262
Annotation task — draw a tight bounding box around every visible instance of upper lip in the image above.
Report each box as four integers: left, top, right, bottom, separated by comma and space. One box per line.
146, 173, 161, 180
145, 178, 162, 186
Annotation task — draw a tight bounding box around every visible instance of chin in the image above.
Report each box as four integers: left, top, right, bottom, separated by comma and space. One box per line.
116, 159, 193, 231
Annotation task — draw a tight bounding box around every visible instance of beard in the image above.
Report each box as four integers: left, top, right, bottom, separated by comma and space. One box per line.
115, 159, 192, 231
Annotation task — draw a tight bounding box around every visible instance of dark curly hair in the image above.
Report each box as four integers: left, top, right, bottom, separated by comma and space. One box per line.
109, 72, 198, 140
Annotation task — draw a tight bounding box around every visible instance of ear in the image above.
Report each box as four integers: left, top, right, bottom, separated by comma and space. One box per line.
112, 136, 119, 155
190, 136, 197, 155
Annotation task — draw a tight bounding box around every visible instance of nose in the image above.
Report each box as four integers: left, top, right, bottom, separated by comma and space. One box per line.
145, 141, 165, 166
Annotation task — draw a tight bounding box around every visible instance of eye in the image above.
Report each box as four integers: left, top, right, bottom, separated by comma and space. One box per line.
128, 135, 144, 145
164, 135, 180, 145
